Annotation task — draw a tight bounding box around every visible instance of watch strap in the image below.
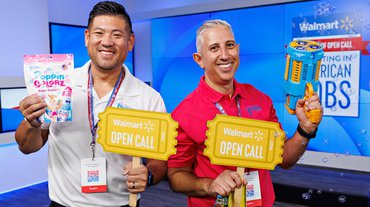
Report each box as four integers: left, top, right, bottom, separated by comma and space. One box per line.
297, 124, 317, 139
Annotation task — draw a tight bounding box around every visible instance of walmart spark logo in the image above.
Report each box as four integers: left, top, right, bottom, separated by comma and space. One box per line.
144, 121, 154, 132
340, 16, 354, 31
254, 130, 264, 142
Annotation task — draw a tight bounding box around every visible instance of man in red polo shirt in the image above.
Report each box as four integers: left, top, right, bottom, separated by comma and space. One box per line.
167, 19, 322, 207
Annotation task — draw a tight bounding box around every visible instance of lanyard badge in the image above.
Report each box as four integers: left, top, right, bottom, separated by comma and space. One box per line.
81, 157, 107, 193
81, 68, 124, 193
245, 171, 262, 207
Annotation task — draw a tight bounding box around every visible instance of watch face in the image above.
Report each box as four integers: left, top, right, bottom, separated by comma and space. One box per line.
147, 170, 153, 186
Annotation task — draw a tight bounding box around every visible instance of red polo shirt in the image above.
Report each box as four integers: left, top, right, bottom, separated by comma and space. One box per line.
168, 76, 280, 207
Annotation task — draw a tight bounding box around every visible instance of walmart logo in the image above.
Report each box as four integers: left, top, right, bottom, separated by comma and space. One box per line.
299, 16, 354, 33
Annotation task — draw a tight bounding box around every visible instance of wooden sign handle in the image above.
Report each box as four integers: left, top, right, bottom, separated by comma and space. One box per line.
233, 167, 246, 207
129, 156, 141, 207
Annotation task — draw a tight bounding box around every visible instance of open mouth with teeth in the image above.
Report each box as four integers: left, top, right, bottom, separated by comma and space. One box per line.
218, 63, 233, 70
99, 50, 115, 58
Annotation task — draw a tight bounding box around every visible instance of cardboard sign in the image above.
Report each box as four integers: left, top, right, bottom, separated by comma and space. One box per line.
204, 114, 285, 170
97, 107, 178, 160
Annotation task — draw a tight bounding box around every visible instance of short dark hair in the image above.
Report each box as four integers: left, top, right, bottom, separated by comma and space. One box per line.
87, 1, 133, 34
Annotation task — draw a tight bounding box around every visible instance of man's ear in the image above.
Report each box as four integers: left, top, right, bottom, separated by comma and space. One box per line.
128, 33, 135, 51
193, 52, 204, 69
84, 29, 89, 47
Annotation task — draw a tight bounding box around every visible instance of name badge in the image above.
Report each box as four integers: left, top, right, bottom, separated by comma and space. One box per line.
81, 157, 107, 193
245, 171, 262, 207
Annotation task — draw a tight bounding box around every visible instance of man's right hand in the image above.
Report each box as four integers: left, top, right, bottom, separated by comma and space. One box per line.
19, 94, 47, 128
207, 170, 246, 197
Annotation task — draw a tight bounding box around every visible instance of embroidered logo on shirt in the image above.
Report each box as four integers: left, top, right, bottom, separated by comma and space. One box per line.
246, 105, 262, 116
116, 102, 134, 109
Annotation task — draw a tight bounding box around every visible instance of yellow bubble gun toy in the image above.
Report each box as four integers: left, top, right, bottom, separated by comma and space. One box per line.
283, 40, 324, 123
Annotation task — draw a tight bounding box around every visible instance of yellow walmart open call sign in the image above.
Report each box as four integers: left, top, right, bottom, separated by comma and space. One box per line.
205, 114, 285, 170
97, 107, 178, 160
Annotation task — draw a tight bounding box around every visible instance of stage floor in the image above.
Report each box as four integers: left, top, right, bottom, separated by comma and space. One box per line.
0, 164, 369, 206
271, 164, 370, 207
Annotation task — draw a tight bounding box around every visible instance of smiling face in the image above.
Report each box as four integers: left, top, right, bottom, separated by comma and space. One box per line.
85, 15, 134, 72
193, 25, 240, 93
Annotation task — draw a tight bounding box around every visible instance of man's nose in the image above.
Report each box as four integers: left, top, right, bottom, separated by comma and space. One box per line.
101, 34, 114, 46
219, 47, 231, 59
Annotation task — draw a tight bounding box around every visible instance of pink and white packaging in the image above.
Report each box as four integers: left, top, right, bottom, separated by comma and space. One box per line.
24, 54, 74, 123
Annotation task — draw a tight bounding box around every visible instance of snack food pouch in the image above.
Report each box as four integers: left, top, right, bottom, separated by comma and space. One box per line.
24, 54, 73, 123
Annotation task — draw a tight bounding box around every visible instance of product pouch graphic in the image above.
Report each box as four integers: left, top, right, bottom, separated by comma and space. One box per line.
24, 54, 73, 123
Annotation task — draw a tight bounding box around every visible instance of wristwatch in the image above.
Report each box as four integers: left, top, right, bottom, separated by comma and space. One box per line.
297, 124, 317, 139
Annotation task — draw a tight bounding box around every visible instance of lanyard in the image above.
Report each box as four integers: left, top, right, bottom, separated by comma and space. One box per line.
87, 68, 124, 159
215, 96, 241, 117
